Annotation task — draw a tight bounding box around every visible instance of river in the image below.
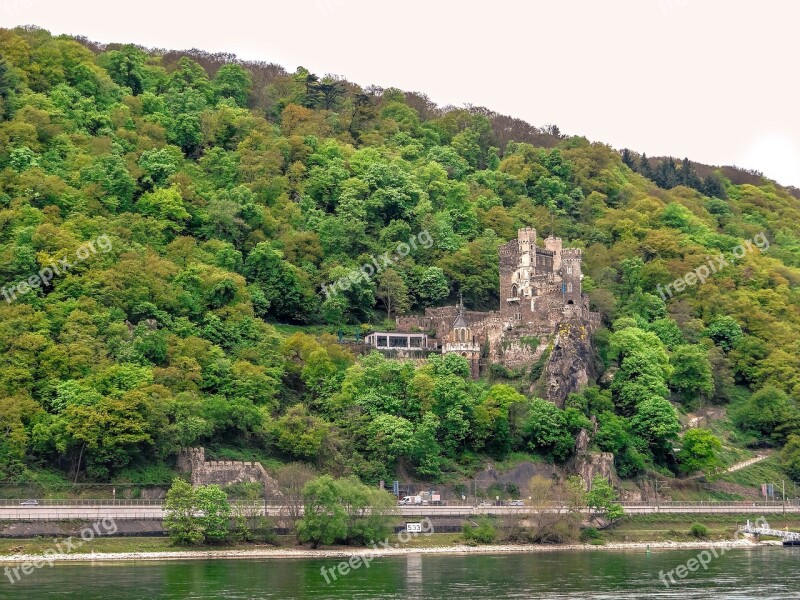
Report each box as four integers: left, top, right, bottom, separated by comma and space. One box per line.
3, 547, 799, 598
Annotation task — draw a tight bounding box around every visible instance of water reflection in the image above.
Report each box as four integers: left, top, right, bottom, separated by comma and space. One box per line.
3, 548, 800, 599
406, 553, 423, 592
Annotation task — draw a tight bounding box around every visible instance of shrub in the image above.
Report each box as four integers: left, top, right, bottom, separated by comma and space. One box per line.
589, 538, 606, 546
490, 363, 520, 379
579, 527, 601, 542
690, 522, 708, 538
463, 517, 497, 544
520, 336, 540, 350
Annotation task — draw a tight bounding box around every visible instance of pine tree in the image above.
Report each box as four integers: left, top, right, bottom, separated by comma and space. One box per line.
702, 173, 728, 199
657, 158, 679, 189
639, 153, 653, 179
621, 148, 636, 169
679, 158, 702, 189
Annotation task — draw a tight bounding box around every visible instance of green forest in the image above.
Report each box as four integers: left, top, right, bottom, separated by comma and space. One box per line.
2, 26, 800, 492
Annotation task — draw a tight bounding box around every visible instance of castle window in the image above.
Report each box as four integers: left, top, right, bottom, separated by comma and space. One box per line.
511, 284, 518, 298
567, 266, 573, 275
567, 282, 573, 293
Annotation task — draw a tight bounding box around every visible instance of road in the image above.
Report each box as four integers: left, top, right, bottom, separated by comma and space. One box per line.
1, 501, 799, 521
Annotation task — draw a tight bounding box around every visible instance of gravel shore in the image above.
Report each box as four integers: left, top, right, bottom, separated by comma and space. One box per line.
0, 538, 759, 564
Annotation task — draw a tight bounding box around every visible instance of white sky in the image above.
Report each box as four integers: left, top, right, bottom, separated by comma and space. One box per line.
2, 0, 799, 187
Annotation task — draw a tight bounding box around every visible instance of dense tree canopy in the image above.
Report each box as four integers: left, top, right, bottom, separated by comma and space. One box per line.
1, 27, 800, 488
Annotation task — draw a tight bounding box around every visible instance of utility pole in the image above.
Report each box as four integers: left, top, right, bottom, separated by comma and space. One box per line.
783, 480, 786, 518
653, 478, 660, 512
653, 478, 669, 512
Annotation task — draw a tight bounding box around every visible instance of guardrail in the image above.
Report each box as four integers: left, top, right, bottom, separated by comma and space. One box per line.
0, 512, 164, 521
0, 499, 165, 507
617, 500, 799, 507
1, 499, 798, 510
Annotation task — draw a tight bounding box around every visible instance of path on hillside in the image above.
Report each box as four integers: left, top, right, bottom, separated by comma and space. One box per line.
688, 453, 769, 480
724, 454, 769, 474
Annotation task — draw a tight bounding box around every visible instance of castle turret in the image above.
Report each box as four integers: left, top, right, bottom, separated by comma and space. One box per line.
443, 297, 480, 378
545, 235, 562, 273
518, 227, 537, 255
560, 248, 583, 306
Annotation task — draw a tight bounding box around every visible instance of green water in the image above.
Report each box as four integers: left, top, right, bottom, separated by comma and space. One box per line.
3, 547, 799, 598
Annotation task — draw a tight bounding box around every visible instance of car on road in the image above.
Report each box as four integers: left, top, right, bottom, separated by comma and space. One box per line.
19, 500, 39, 507
399, 495, 423, 506
478, 501, 491, 507
509, 500, 525, 506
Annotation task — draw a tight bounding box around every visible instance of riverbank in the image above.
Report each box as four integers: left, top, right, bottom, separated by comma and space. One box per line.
0, 537, 764, 564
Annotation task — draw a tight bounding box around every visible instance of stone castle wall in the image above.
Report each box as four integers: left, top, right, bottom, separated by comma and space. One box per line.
394, 227, 601, 389
397, 307, 500, 346
496, 331, 551, 370
177, 447, 280, 495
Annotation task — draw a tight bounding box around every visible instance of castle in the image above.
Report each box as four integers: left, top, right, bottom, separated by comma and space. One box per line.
395, 227, 601, 401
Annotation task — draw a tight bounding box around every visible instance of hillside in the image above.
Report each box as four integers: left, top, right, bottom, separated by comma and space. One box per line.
2, 26, 800, 495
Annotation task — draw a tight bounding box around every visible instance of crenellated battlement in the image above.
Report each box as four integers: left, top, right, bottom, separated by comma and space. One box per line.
498, 243, 518, 258
518, 227, 537, 243
561, 248, 582, 260
177, 447, 280, 494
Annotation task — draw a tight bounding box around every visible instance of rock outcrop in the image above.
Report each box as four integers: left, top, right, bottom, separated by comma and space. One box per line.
542, 320, 596, 408
473, 461, 560, 492
569, 417, 618, 489
572, 451, 616, 488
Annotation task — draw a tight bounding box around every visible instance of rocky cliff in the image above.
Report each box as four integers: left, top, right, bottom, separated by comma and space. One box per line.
540, 319, 597, 408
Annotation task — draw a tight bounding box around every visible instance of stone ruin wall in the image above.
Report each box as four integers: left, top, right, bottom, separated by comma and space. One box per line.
177, 447, 280, 496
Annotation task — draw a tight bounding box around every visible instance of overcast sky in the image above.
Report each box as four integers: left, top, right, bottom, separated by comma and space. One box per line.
3, 0, 798, 187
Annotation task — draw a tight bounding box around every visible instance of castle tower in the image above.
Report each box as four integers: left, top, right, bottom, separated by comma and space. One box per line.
560, 248, 583, 306
517, 227, 537, 256
499, 234, 521, 319
443, 297, 480, 378
544, 235, 562, 273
